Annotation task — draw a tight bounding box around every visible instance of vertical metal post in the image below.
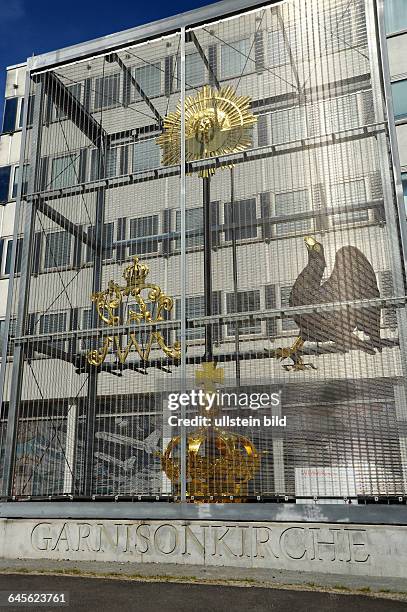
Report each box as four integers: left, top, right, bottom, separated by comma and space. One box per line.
203, 176, 213, 362
83, 144, 106, 496
230, 168, 241, 386
366, 0, 407, 382
180, 26, 187, 502
2, 75, 45, 497
63, 403, 77, 494
373, 0, 407, 496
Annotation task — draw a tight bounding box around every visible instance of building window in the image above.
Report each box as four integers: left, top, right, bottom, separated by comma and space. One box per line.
221, 39, 250, 79
178, 53, 206, 88
310, 94, 360, 136
44, 231, 72, 269
402, 173, 407, 213
226, 290, 261, 336
133, 139, 161, 172
85, 223, 114, 262
81, 308, 93, 350
12, 164, 30, 199
330, 179, 368, 225
3, 238, 22, 275
269, 26, 300, 67
94, 74, 120, 110
106, 147, 120, 178
129, 215, 159, 256
224, 198, 257, 241
392, 80, 407, 121
274, 189, 311, 237
54, 83, 82, 120
39, 312, 67, 351
176, 296, 205, 340
2, 97, 18, 133
0, 166, 11, 203
51, 155, 77, 189
270, 107, 306, 144
385, 0, 407, 33
175, 208, 203, 249
320, 6, 355, 53
135, 63, 161, 99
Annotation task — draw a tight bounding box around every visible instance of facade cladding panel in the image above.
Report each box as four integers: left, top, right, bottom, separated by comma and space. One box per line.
0, 0, 406, 502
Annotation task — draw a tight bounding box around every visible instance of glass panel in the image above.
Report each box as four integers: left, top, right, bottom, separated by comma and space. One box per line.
133, 139, 161, 172
226, 290, 261, 335
330, 179, 368, 224
221, 39, 249, 78
392, 80, 407, 120
176, 296, 205, 340
51, 155, 77, 189
176, 208, 203, 248
44, 231, 71, 269
275, 189, 311, 236
402, 173, 407, 214
225, 199, 257, 241
135, 63, 161, 98
129, 215, 159, 255
94, 74, 120, 109
385, 0, 407, 33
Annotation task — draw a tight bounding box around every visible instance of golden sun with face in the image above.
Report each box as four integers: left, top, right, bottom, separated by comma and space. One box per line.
156, 85, 257, 177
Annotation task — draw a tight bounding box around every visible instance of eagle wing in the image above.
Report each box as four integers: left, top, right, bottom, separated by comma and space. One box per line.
320, 246, 379, 302
320, 245, 381, 343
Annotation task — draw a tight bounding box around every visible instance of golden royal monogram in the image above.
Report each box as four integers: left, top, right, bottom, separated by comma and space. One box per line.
87, 257, 181, 366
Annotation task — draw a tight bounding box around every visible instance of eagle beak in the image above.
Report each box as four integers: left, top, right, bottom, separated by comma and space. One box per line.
304, 236, 317, 250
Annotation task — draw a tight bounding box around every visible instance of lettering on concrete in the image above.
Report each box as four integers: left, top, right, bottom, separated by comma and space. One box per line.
30, 522, 370, 564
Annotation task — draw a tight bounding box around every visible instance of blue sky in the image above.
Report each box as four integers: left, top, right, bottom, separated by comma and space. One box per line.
0, 0, 211, 118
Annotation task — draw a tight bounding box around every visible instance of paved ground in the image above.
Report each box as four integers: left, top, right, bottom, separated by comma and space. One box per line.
0, 574, 407, 612
0, 557, 406, 595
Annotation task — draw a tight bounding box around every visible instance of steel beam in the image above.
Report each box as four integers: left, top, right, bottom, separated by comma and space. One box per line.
106, 53, 163, 128
36, 197, 97, 251
1, 78, 45, 497
187, 31, 221, 91
83, 148, 106, 497
37, 71, 106, 147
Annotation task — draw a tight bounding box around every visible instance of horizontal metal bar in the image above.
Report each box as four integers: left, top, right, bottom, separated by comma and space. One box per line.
27, 0, 281, 73
12, 295, 407, 346
0, 501, 406, 524
113, 198, 384, 248
25, 123, 387, 203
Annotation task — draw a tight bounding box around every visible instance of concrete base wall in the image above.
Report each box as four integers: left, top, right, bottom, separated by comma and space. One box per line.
0, 518, 406, 578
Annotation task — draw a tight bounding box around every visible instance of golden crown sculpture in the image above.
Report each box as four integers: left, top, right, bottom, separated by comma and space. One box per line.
87, 257, 181, 366
161, 362, 260, 502
156, 85, 257, 177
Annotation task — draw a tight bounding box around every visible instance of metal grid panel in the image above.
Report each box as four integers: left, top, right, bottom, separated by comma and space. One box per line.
0, 0, 406, 502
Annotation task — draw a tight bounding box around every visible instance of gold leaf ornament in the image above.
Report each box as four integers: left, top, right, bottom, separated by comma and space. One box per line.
157, 85, 257, 176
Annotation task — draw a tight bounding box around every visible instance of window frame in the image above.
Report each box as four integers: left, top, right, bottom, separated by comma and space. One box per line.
43, 230, 73, 271
93, 73, 121, 111
133, 62, 163, 102
220, 37, 251, 80
225, 289, 262, 338
50, 153, 79, 190
223, 197, 259, 242
129, 214, 160, 257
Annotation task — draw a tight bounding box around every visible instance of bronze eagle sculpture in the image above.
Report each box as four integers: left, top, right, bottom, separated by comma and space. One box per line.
270, 236, 382, 370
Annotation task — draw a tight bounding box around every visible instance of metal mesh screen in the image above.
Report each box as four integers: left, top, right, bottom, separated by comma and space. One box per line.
0, 0, 406, 503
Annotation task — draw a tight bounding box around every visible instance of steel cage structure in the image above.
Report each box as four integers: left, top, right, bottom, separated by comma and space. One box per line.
1, 0, 407, 504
